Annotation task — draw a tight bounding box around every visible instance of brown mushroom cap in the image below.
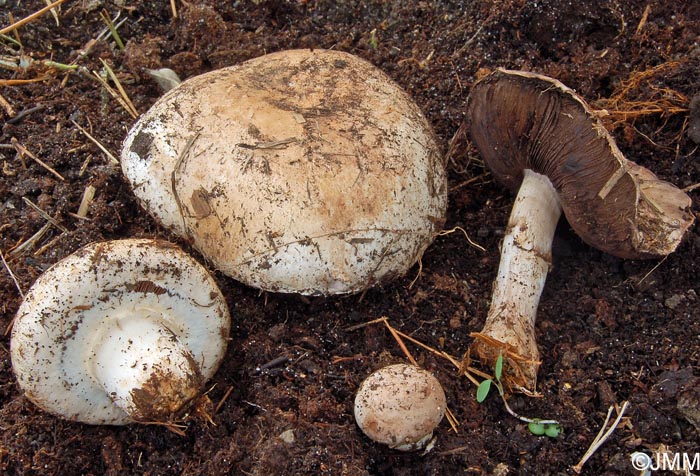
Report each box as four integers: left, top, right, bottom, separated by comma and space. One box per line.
465, 69, 694, 259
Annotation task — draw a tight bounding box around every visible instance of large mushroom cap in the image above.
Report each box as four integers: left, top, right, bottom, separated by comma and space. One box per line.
10, 239, 230, 425
466, 68, 694, 259
121, 48, 447, 296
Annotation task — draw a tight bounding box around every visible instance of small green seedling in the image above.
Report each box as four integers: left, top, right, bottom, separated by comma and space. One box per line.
528, 420, 561, 438
476, 354, 561, 438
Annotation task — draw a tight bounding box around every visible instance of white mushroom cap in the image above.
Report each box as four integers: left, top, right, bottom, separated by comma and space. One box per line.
10, 239, 230, 425
354, 363, 446, 451
121, 48, 447, 296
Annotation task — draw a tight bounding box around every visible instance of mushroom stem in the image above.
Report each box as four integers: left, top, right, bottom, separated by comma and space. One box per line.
472, 169, 562, 392
90, 313, 204, 422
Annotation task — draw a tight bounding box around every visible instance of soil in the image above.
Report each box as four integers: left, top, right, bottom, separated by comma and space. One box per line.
1, 1, 699, 475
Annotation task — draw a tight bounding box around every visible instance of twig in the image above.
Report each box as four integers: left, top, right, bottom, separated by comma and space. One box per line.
11, 138, 65, 181
33, 232, 66, 257
214, 385, 234, 414
637, 255, 668, 285
6, 105, 45, 125
0, 77, 49, 86
449, 173, 488, 192
9, 222, 51, 256
0, 0, 67, 35
22, 197, 69, 233
572, 401, 630, 474
384, 322, 418, 365
344, 316, 390, 331
408, 255, 423, 289
71, 120, 119, 165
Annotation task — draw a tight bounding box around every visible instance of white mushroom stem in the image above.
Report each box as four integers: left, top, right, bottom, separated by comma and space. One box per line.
474, 169, 562, 391
90, 312, 203, 422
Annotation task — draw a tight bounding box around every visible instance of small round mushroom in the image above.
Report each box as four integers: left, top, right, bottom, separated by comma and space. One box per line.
121, 48, 447, 296
10, 239, 230, 425
354, 364, 446, 451
460, 69, 694, 391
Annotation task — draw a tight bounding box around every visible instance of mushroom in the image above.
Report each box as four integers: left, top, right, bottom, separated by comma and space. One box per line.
459, 69, 694, 391
354, 363, 446, 451
121, 48, 447, 296
10, 239, 230, 425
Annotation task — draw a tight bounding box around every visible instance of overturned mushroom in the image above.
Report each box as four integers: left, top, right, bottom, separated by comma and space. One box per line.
121, 48, 447, 296
10, 239, 230, 425
460, 69, 694, 391
354, 363, 446, 451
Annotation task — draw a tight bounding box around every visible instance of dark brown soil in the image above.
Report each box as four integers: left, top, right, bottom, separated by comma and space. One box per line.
1, 1, 699, 475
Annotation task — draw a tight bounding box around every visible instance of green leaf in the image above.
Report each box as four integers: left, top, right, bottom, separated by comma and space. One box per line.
476, 379, 493, 403
544, 424, 561, 438
495, 354, 504, 381
528, 421, 546, 435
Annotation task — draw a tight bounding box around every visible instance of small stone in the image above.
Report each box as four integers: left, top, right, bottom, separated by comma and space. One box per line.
490, 462, 510, 476
278, 429, 295, 444
664, 294, 684, 309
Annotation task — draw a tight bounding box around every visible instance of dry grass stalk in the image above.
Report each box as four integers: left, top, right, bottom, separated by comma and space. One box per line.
214, 386, 234, 414
22, 197, 68, 233
0, 77, 49, 86
9, 222, 51, 256
75, 185, 96, 219
2, 246, 25, 335
0, 0, 67, 35
71, 120, 120, 165
44, 0, 61, 26
0, 92, 16, 116
92, 60, 138, 118
0, 248, 24, 299
634, 4, 652, 36
572, 401, 630, 473
33, 233, 63, 256
11, 138, 65, 181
